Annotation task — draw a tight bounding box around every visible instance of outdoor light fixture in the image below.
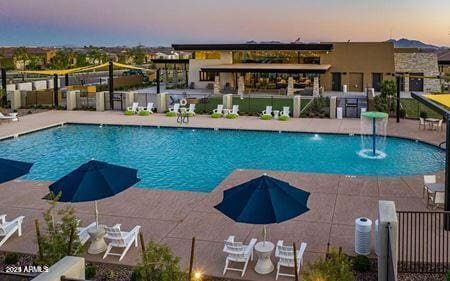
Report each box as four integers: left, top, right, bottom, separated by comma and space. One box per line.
194, 271, 203, 280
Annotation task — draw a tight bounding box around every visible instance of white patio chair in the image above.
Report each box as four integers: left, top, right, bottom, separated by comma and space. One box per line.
275, 241, 307, 280
0, 215, 25, 247
213, 104, 224, 116
423, 175, 436, 199
0, 112, 17, 122
433, 119, 443, 131
226, 105, 239, 117
262, 106, 272, 116
126, 102, 139, 113
186, 104, 196, 116
138, 102, 154, 113
77, 221, 96, 246
169, 103, 180, 113
419, 118, 426, 130
103, 224, 141, 261
223, 235, 257, 277
431, 191, 445, 209
281, 106, 290, 117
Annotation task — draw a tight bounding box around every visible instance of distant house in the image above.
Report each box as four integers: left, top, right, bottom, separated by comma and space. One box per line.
155, 52, 179, 60
438, 50, 450, 75
0, 47, 56, 69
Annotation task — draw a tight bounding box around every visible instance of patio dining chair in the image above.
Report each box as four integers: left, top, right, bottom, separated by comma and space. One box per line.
432, 119, 443, 132
423, 175, 436, 200
222, 235, 257, 277
419, 118, 426, 130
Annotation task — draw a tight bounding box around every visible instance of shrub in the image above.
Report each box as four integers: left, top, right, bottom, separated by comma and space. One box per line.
302, 248, 355, 281
138, 110, 150, 116
419, 111, 428, 119
3, 253, 19, 265
380, 80, 397, 98
166, 111, 176, 117
352, 255, 371, 272
85, 264, 97, 279
278, 115, 289, 121
124, 110, 135, 116
131, 240, 185, 281
211, 113, 222, 118
447, 269, 450, 281
260, 114, 272, 120
226, 113, 238, 119
35, 195, 83, 266
101, 269, 116, 281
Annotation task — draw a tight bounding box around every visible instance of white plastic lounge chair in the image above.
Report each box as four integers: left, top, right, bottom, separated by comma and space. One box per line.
186, 104, 196, 116
126, 102, 139, 113
423, 175, 436, 200
103, 224, 141, 261
227, 105, 239, 116
0, 112, 17, 122
138, 102, 154, 113
169, 103, 180, 113
431, 191, 445, 209
281, 106, 290, 117
275, 241, 307, 280
0, 215, 24, 247
213, 104, 224, 116
77, 222, 96, 246
262, 106, 272, 116
223, 235, 257, 277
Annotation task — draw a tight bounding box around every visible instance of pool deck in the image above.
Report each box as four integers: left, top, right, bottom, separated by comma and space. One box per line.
0, 111, 446, 280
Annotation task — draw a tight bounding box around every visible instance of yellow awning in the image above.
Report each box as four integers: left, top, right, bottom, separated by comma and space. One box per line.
112, 62, 154, 72
19, 63, 110, 75
423, 94, 450, 108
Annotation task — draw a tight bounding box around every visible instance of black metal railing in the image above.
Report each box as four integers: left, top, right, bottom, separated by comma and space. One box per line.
397, 211, 450, 273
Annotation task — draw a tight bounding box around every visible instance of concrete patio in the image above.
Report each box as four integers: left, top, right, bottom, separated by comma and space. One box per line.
0, 111, 446, 280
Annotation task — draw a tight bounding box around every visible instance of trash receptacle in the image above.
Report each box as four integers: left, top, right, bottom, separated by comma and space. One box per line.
355, 217, 372, 255
337, 107, 343, 119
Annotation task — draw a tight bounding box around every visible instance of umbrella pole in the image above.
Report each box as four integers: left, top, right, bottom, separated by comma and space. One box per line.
263, 225, 267, 246
95, 200, 99, 229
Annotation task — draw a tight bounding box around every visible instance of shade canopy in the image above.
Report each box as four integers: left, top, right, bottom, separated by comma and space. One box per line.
423, 94, 450, 109
214, 174, 310, 224
48, 160, 140, 202
0, 158, 33, 184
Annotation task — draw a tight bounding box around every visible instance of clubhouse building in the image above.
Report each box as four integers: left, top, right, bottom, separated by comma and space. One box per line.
170, 42, 441, 94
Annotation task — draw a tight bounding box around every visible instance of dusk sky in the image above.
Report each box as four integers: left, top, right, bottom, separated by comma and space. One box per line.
0, 0, 449, 47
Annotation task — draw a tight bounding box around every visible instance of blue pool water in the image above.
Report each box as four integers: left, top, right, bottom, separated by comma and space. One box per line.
0, 124, 445, 192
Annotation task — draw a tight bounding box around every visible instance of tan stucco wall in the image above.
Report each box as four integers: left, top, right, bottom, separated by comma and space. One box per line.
188, 51, 233, 89
320, 42, 395, 91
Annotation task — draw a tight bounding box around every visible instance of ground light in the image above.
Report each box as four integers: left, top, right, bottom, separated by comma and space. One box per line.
193, 271, 203, 280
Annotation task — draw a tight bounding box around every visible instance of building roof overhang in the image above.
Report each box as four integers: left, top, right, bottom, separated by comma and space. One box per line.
173, 43, 333, 51
201, 63, 331, 74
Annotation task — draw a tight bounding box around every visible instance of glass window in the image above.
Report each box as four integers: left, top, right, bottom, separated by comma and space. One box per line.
199, 71, 217, 81
194, 51, 221, 60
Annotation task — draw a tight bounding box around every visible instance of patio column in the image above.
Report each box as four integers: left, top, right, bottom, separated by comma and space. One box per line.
125, 91, 135, 109
66, 90, 77, 111
404, 74, 409, 93
237, 75, 245, 97
293, 96, 301, 118
173, 64, 178, 88
214, 75, 220, 95
330, 96, 337, 119
313, 77, 320, 97
10, 90, 21, 110
287, 77, 294, 96
377, 201, 398, 281
156, 92, 168, 113
223, 94, 233, 109
156, 69, 161, 93
96, 91, 105, 111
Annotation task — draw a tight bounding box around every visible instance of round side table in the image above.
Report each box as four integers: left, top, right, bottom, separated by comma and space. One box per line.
273, 110, 280, 119
254, 241, 275, 274
87, 224, 107, 254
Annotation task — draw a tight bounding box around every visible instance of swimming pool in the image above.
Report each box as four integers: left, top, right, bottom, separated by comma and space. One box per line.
0, 124, 445, 192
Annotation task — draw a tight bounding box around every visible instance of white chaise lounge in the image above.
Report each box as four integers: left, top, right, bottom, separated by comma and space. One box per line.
186, 104, 196, 116
0, 215, 24, 247
213, 104, 224, 116
275, 241, 307, 280
0, 112, 18, 122
138, 102, 154, 113
169, 103, 180, 113
227, 105, 239, 117
126, 102, 139, 113
77, 222, 96, 246
103, 224, 141, 261
261, 106, 272, 116
222, 235, 257, 277
281, 106, 290, 117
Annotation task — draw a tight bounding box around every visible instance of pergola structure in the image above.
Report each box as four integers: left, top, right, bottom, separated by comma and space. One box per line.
412, 92, 450, 230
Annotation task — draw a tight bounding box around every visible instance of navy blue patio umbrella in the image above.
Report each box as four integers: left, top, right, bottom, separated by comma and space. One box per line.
0, 157, 33, 184
48, 160, 140, 227
214, 174, 310, 241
